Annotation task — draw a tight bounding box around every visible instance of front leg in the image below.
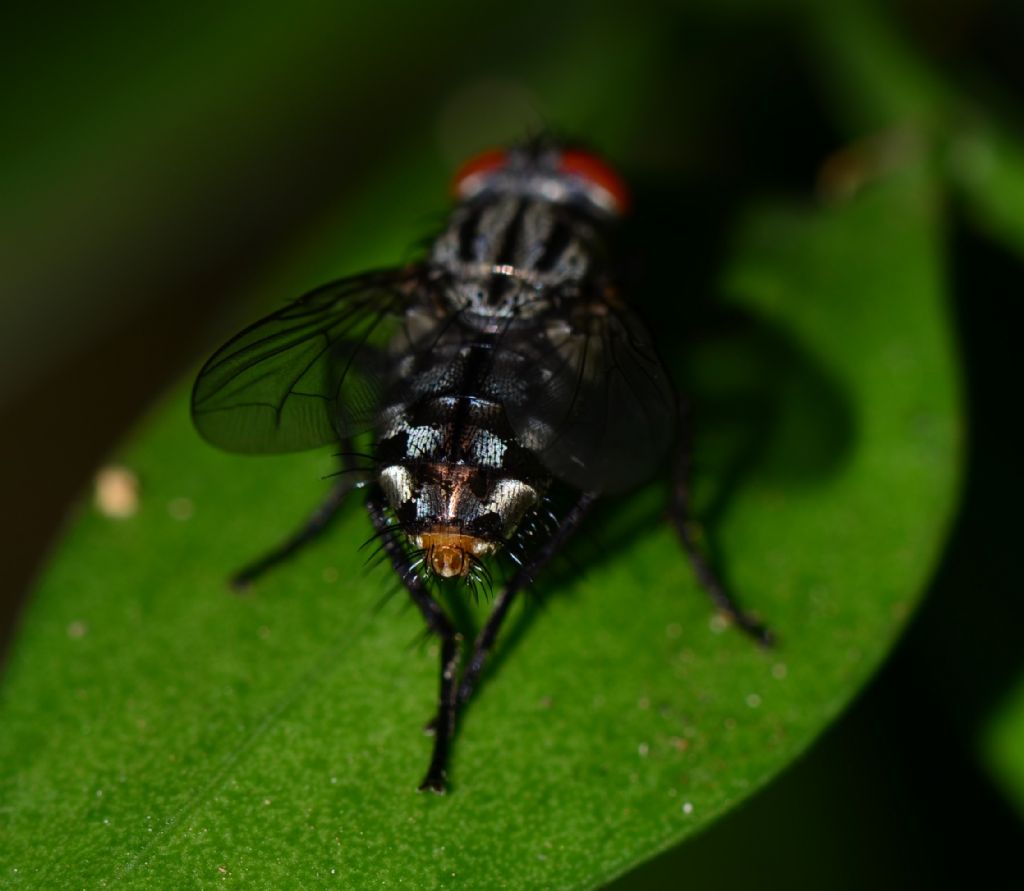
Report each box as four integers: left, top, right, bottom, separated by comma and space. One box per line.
365, 489, 461, 793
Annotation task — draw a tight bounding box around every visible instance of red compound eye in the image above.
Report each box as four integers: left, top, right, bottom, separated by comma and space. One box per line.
558, 149, 631, 215
451, 148, 507, 199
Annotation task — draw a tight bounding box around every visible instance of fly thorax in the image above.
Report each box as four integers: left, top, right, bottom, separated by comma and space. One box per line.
444, 275, 549, 322
430, 197, 601, 321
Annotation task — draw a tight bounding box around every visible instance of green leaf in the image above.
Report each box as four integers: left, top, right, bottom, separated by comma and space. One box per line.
948, 122, 1024, 261
804, 0, 1024, 262
0, 142, 959, 884
984, 674, 1024, 818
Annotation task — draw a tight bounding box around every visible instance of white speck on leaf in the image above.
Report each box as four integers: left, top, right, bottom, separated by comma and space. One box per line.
94, 466, 139, 519
167, 497, 194, 520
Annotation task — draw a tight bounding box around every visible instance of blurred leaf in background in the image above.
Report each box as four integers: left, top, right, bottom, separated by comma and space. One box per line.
1, 0, 1022, 887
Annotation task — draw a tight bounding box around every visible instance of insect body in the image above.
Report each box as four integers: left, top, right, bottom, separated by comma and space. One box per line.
192, 141, 769, 793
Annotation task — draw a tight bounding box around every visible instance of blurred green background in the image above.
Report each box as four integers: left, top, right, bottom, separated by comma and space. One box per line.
2, 0, 1022, 886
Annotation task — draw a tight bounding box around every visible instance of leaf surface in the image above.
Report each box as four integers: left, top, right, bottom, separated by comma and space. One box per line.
0, 159, 959, 888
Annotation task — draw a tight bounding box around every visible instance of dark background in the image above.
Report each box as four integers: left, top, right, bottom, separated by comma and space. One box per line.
2, 1, 1022, 886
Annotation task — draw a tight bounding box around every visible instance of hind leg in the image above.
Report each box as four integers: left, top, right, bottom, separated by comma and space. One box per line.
670, 397, 774, 646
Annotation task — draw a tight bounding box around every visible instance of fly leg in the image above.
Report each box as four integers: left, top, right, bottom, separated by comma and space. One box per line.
366, 489, 461, 794
230, 478, 357, 589
457, 492, 598, 708
670, 396, 774, 646
231, 443, 368, 589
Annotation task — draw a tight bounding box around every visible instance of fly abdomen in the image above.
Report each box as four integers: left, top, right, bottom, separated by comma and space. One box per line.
376, 389, 548, 579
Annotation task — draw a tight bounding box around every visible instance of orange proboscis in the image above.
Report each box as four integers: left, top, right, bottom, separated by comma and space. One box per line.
415, 531, 494, 578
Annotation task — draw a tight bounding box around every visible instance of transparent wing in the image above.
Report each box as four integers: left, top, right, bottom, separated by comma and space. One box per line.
191, 267, 423, 453
504, 297, 676, 493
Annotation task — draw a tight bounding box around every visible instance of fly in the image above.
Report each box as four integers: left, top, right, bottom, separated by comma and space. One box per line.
191, 140, 772, 793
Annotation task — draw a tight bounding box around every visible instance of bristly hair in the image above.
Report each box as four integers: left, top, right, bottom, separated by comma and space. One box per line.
331, 449, 378, 462
358, 512, 425, 585
464, 553, 493, 602
362, 517, 498, 601
503, 502, 564, 583
359, 517, 419, 550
